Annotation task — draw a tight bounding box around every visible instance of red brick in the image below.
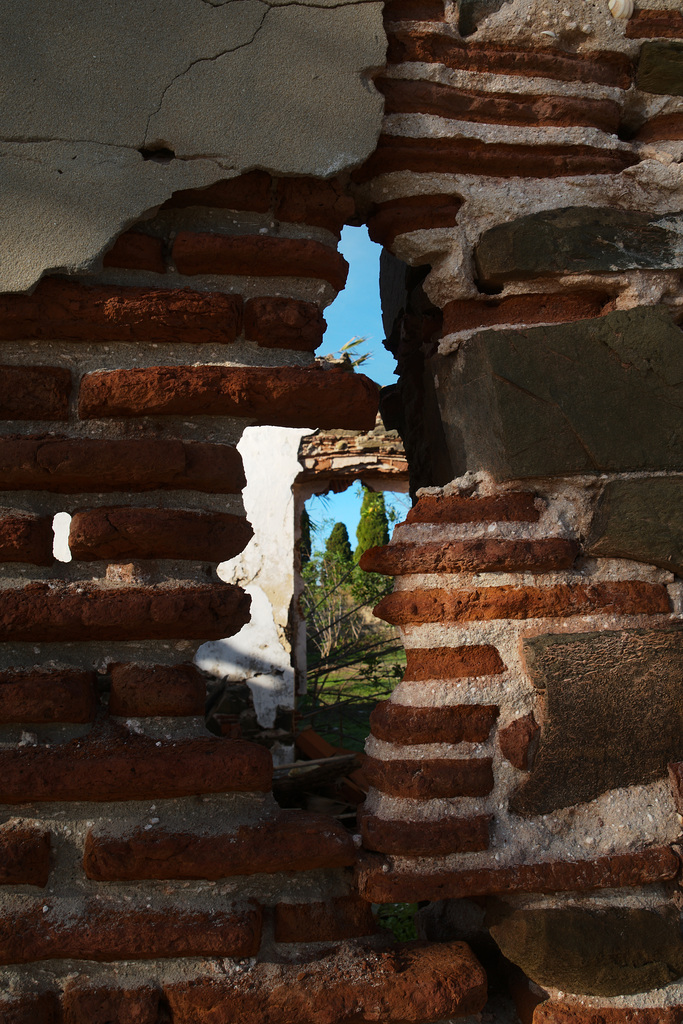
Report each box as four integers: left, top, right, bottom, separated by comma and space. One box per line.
69, 507, 253, 562
370, 700, 498, 744
108, 661, 205, 717
0, 511, 54, 565
274, 177, 355, 236
0, 992, 59, 1024
383, 0, 444, 20
360, 811, 491, 855
404, 644, 506, 680
367, 194, 463, 247
375, 582, 671, 626
534, 1004, 683, 1023
356, 846, 679, 903
164, 941, 488, 1023
626, 10, 683, 38
79, 364, 379, 431
84, 810, 354, 880
0, 364, 71, 421
636, 112, 683, 141
0, 668, 96, 724
173, 233, 349, 291
274, 895, 376, 943
0, 821, 51, 886
406, 492, 540, 524
0, 580, 250, 643
0, 721, 272, 803
442, 291, 611, 334
364, 754, 494, 798
499, 713, 540, 771
354, 133, 636, 183
162, 170, 273, 212
0, 437, 245, 493
386, 31, 633, 88
102, 231, 166, 273
244, 296, 325, 351
61, 982, 160, 1024
0, 277, 243, 344
360, 538, 579, 575
380, 78, 621, 132
0, 896, 261, 964
668, 762, 683, 810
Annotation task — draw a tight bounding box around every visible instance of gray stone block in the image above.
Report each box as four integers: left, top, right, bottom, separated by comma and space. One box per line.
587, 477, 683, 575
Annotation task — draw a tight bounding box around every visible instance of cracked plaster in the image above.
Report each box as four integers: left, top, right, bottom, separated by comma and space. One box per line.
0, 0, 385, 292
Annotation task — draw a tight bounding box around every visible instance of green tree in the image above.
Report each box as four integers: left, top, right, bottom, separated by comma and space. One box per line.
300, 508, 312, 567
325, 522, 353, 565
354, 488, 390, 563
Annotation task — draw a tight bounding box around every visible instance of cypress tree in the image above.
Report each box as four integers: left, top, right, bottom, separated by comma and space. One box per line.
325, 521, 353, 565
300, 507, 312, 567
354, 487, 389, 562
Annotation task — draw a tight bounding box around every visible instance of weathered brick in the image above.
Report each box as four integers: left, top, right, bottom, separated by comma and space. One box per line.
79, 364, 380, 431
162, 171, 273, 212
0, 821, 51, 886
355, 134, 636, 183
636, 112, 683, 141
442, 292, 610, 335
627, 9, 683, 38
69, 507, 253, 562
405, 492, 540, 524
0, 437, 245, 493
164, 941, 488, 1023
61, 982, 161, 1024
0, 580, 250, 642
0, 277, 243, 344
0, 511, 54, 565
84, 810, 354, 880
668, 761, 683, 810
102, 231, 166, 273
0, 365, 71, 421
0, 897, 261, 964
383, 0, 444, 20
0, 667, 96, 724
108, 661, 205, 717
367, 194, 463, 247
274, 895, 376, 943
534, 1004, 683, 1023
499, 713, 540, 771
370, 700, 498, 744
0, 722, 272, 802
0, 992, 59, 1024
274, 177, 355, 236
172, 233, 349, 291
380, 78, 621, 132
356, 846, 679, 903
404, 645, 506, 680
244, 296, 325, 351
360, 538, 579, 575
364, 755, 494, 798
375, 582, 671, 626
386, 31, 632, 87
360, 811, 491, 855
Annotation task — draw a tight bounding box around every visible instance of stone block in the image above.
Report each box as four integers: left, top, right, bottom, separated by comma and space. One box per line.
637, 41, 683, 94
587, 477, 683, 576
511, 627, 683, 816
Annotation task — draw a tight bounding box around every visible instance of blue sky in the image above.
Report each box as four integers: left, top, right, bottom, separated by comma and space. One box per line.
306, 226, 407, 550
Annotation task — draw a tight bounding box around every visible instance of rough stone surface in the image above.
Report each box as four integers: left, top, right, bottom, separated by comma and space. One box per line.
360, 538, 579, 575
587, 478, 683, 577
490, 905, 683, 997
512, 627, 683, 816
370, 701, 499, 744
108, 662, 206, 718
0, 668, 96, 724
0, 437, 245, 494
69, 507, 253, 563
0, 822, 51, 886
636, 41, 683, 95
164, 941, 488, 1023
0, 580, 251, 642
432, 308, 683, 479
79, 364, 380, 431
499, 713, 540, 772
84, 812, 355, 880
0, 723, 272, 802
356, 847, 680, 903
363, 755, 494, 798
403, 645, 506, 679
0, 897, 261, 964
360, 812, 491, 855
274, 896, 377, 943
457, 0, 509, 36
475, 211, 683, 286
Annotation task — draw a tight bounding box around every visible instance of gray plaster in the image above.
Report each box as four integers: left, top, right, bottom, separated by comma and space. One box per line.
0, 0, 385, 292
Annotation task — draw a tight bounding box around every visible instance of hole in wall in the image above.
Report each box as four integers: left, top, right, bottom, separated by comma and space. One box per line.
52, 512, 72, 563
138, 146, 176, 163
